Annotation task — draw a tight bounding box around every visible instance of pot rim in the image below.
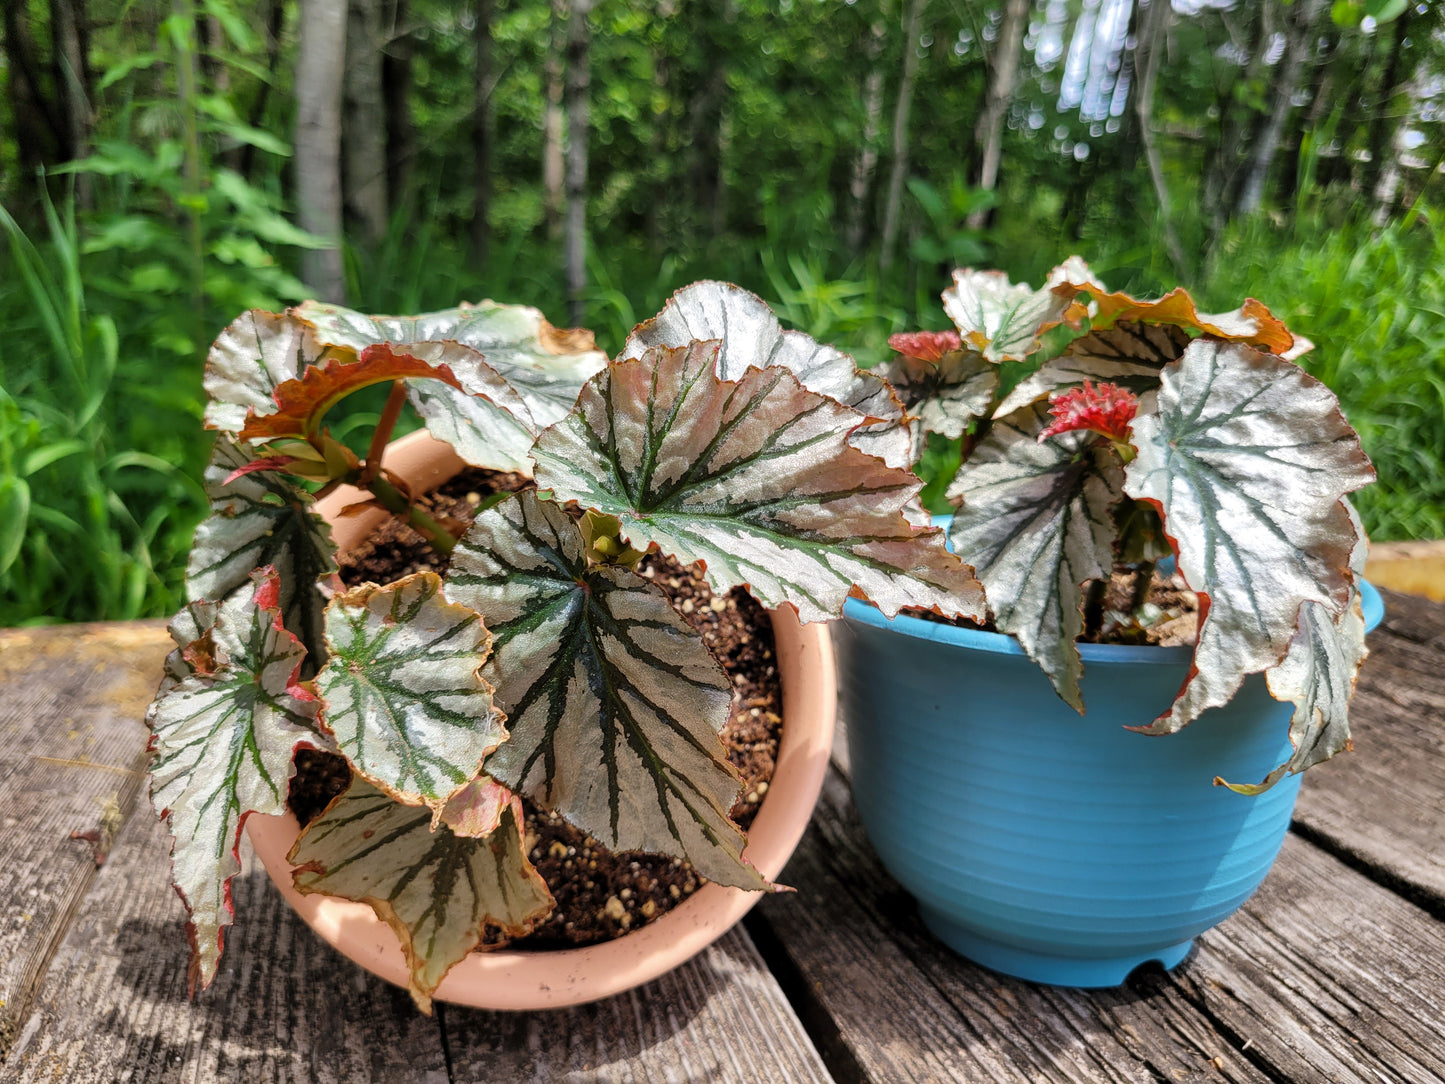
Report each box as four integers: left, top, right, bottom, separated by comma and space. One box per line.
246, 430, 837, 1011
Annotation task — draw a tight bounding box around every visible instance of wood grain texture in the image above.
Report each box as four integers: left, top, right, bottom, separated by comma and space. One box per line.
0, 621, 170, 1053
1176, 834, 1445, 1084
1291, 587, 1445, 910
441, 927, 835, 1084
751, 770, 1270, 1084
3, 809, 451, 1083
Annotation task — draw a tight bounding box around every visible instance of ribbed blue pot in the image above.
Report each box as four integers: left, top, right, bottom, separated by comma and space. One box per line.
838, 577, 1384, 988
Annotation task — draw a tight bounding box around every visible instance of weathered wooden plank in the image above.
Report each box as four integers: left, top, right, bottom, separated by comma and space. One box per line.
1175, 833, 1445, 1084
0, 621, 171, 1054
441, 926, 835, 1084
3, 807, 450, 1083
1292, 587, 1445, 910
751, 770, 1270, 1084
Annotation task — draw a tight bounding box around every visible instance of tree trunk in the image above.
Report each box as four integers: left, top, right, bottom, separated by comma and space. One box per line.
344, 0, 389, 245
879, 0, 927, 272
238, 0, 287, 183
966, 0, 1027, 230
1363, 7, 1413, 204
1132, 0, 1188, 280
296, 0, 348, 302
543, 0, 567, 241
1202, 2, 1271, 243
1238, 0, 1326, 216
564, 0, 592, 325
845, 19, 886, 253
3, 2, 66, 212
471, 0, 494, 263
49, 0, 93, 205
382, 0, 415, 205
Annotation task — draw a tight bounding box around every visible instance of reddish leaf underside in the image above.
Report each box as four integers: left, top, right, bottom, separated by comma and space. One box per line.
239, 345, 465, 443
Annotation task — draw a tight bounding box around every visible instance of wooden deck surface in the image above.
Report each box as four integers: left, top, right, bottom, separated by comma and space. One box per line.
2, 589, 1443, 1083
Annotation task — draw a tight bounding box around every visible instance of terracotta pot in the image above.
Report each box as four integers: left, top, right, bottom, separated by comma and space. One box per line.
246, 430, 837, 1010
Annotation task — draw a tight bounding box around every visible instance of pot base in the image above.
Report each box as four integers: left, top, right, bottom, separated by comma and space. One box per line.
918, 906, 1193, 987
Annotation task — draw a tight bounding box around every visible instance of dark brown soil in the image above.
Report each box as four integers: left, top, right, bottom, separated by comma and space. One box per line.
286, 468, 783, 948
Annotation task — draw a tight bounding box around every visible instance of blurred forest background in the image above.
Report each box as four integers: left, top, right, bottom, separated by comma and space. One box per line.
2, 0, 1443, 625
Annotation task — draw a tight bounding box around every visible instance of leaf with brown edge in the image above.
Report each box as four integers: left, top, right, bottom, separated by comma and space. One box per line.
941, 263, 1088, 363
531, 342, 986, 624
1124, 339, 1374, 735
147, 568, 332, 992
316, 572, 507, 818
1221, 501, 1371, 794
618, 280, 911, 468
203, 309, 349, 432
240, 345, 465, 443
444, 490, 767, 890
293, 298, 607, 428
288, 778, 553, 1012
946, 402, 1123, 712
1052, 263, 1297, 355
992, 321, 1192, 419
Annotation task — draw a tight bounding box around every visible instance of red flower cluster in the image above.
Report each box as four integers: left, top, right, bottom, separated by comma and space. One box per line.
1037, 380, 1139, 444
888, 329, 963, 362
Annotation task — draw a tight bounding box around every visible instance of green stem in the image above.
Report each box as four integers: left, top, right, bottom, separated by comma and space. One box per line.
367, 474, 459, 554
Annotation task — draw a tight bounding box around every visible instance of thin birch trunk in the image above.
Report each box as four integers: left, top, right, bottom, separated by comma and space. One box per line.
845, 19, 886, 253
1238, 0, 1325, 216
564, 0, 593, 325
966, 0, 1027, 230
345, 0, 389, 245
297, 0, 348, 302
879, 0, 927, 272
1132, 0, 1188, 280
543, 0, 567, 241
471, 0, 494, 262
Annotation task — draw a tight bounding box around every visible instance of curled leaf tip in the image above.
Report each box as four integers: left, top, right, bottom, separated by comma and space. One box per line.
1037, 380, 1138, 444
888, 329, 963, 362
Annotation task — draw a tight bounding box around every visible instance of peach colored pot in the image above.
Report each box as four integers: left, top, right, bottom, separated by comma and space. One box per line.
246, 430, 837, 1010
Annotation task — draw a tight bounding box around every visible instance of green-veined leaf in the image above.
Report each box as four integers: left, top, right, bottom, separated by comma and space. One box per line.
531, 343, 986, 624
203, 310, 345, 432
387, 340, 539, 473
880, 347, 998, 451
1124, 340, 1375, 734
1222, 502, 1371, 793
288, 778, 552, 1012
941, 261, 1086, 363
294, 299, 607, 428
617, 280, 911, 467
148, 568, 330, 991
992, 321, 1192, 419
444, 490, 764, 889
946, 403, 1123, 712
317, 573, 505, 814
186, 439, 338, 663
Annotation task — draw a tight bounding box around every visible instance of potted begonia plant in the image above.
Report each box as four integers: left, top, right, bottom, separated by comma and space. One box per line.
838, 257, 1383, 987
144, 286, 986, 1011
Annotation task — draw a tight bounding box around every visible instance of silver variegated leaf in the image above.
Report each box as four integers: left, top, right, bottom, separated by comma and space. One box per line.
880, 348, 998, 451
294, 299, 607, 427
153, 599, 223, 706
532, 343, 986, 623
186, 438, 337, 662
148, 569, 329, 991
444, 491, 764, 889
203, 310, 339, 432
941, 265, 1081, 363
618, 280, 910, 467
946, 403, 1123, 712
388, 340, 539, 473
317, 572, 506, 813
288, 778, 553, 1012
1124, 340, 1375, 734
1224, 502, 1371, 794
992, 321, 1192, 419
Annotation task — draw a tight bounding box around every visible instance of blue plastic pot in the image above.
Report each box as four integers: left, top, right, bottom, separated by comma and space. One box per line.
838, 574, 1384, 988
